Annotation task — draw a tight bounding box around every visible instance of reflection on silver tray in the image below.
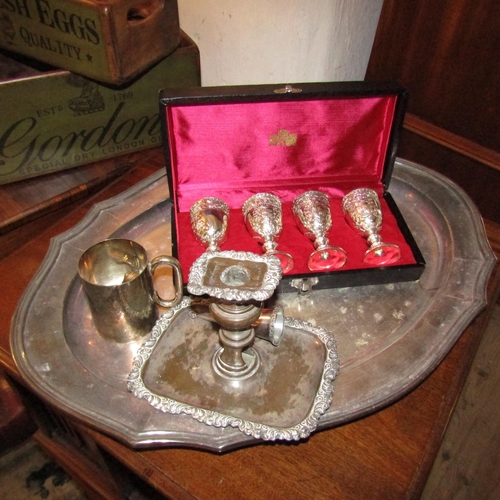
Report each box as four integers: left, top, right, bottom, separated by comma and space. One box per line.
10, 159, 496, 452
127, 297, 339, 441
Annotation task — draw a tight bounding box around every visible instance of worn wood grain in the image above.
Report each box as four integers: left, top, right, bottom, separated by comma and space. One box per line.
366, 0, 500, 224
366, 0, 499, 151
0, 158, 130, 234
422, 304, 500, 499
0, 148, 164, 258
404, 114, 500, 173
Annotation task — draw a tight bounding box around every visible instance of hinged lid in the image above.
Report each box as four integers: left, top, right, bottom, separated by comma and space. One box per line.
160, 81, 408, 213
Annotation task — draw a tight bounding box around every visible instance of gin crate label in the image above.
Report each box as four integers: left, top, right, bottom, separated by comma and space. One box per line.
0, 39, 201, 183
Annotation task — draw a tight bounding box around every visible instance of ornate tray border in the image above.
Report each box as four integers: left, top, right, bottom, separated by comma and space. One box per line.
127, 297, 339, 441
187, 250, 282, 302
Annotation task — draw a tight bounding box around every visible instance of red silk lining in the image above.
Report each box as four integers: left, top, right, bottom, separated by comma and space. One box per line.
176, 198, 415, 279
166, 97, 396, 212
165, 95, 417, 281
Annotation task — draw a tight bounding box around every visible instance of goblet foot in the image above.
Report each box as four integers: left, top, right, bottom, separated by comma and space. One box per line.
308, 246, 347, 271
364, 243, 401, 266
268, 250, 294, 274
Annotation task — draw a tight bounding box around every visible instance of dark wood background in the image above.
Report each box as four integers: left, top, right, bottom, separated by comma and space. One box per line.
366, 0, 499, 223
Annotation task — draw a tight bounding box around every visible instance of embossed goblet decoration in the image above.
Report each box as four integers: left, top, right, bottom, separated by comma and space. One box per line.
242, 193, 294, 273
190, 197, 230, 252
292, 191, 347, 271
342, 188, 401, 266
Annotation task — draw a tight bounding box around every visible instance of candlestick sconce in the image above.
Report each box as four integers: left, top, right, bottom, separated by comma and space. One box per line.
187, 250, 282, 380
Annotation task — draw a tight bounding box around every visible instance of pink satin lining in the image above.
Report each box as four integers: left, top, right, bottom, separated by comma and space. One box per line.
165, 95, 417, 280
166, 97, 396, 211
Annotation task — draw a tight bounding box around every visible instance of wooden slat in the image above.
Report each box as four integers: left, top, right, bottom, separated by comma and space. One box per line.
0, 148, 163, 236
404, 114, 500, 173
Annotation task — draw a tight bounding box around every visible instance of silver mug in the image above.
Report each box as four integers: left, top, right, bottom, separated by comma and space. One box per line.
78, 239, 183, 343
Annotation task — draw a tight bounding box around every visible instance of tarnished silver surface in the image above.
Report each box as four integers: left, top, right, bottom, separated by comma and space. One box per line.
242, 193, 294, 273
127, 297, 339, 441
10, 159, 496, 451
187, 250, 282, 302
190, 197, 229, 252
293, 190, 348, 270
187, 250, 283, 380
77, 238, 183, 343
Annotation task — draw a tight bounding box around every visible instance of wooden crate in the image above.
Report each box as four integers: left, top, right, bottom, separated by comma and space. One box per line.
0, 32, 200, 185
0, 0, 180, 84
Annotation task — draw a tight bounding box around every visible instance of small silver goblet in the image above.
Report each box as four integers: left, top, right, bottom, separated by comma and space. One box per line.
342, 188, 401, 265
242, 192, 294, 273
190, 197, 230, 252
292, 190, 347, 271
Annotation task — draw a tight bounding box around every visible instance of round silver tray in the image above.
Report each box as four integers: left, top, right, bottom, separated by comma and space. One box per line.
10, 159, 496, 452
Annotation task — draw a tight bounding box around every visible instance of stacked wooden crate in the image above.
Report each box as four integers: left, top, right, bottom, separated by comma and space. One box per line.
0, 0, 201, 231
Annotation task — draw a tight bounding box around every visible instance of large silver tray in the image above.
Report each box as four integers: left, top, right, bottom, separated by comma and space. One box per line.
10, 159, 496, 452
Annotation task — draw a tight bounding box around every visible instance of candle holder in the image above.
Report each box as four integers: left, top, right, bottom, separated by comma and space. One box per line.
188, 250, 282, 380
127, 224, 339, 442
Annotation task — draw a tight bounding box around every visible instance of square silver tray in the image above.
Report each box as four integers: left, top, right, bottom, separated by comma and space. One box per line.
127, 296, 339, 442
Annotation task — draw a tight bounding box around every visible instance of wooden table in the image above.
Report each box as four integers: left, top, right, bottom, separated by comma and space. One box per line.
1, 149, 499, 500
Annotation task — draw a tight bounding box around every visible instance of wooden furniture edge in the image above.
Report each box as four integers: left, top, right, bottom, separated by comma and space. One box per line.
404, 114, 500, 173
408, 219, 500, 497
33, 430, 124, 500
81, 427, 198, 500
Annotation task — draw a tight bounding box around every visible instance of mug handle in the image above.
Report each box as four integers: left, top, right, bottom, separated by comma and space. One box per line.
149, 255, 184, 308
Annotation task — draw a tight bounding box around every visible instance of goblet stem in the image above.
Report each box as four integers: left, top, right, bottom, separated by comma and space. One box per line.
242, 193, 294, 274
292, 191, 347, 271
342, 188, 401, 266
364, 233, 401, 265
308, 245, 347, 271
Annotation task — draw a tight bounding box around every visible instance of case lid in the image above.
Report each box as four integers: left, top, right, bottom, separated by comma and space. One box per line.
160, 81, 408, 213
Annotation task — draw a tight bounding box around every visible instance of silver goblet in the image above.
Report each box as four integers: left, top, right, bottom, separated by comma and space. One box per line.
342, 188, 401, 265
190, 197, 230, 252
292, 191, 347, 271
242, 193, 294, 273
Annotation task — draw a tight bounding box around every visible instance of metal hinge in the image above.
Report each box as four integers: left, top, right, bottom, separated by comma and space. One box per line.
290, 277, 319, 294
274, 84, 302, 94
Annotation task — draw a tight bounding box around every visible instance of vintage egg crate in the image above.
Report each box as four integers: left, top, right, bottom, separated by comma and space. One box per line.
0, 0, 180, 84
0, 32, 200, 184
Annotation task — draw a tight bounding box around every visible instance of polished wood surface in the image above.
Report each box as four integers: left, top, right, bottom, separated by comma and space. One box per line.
403, 114, 500, 174
367, 0, 498, 149
0, 152, 143, 235
0, 368, 37, 451
1, 149, 499, 499
366, 0, 500, 224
